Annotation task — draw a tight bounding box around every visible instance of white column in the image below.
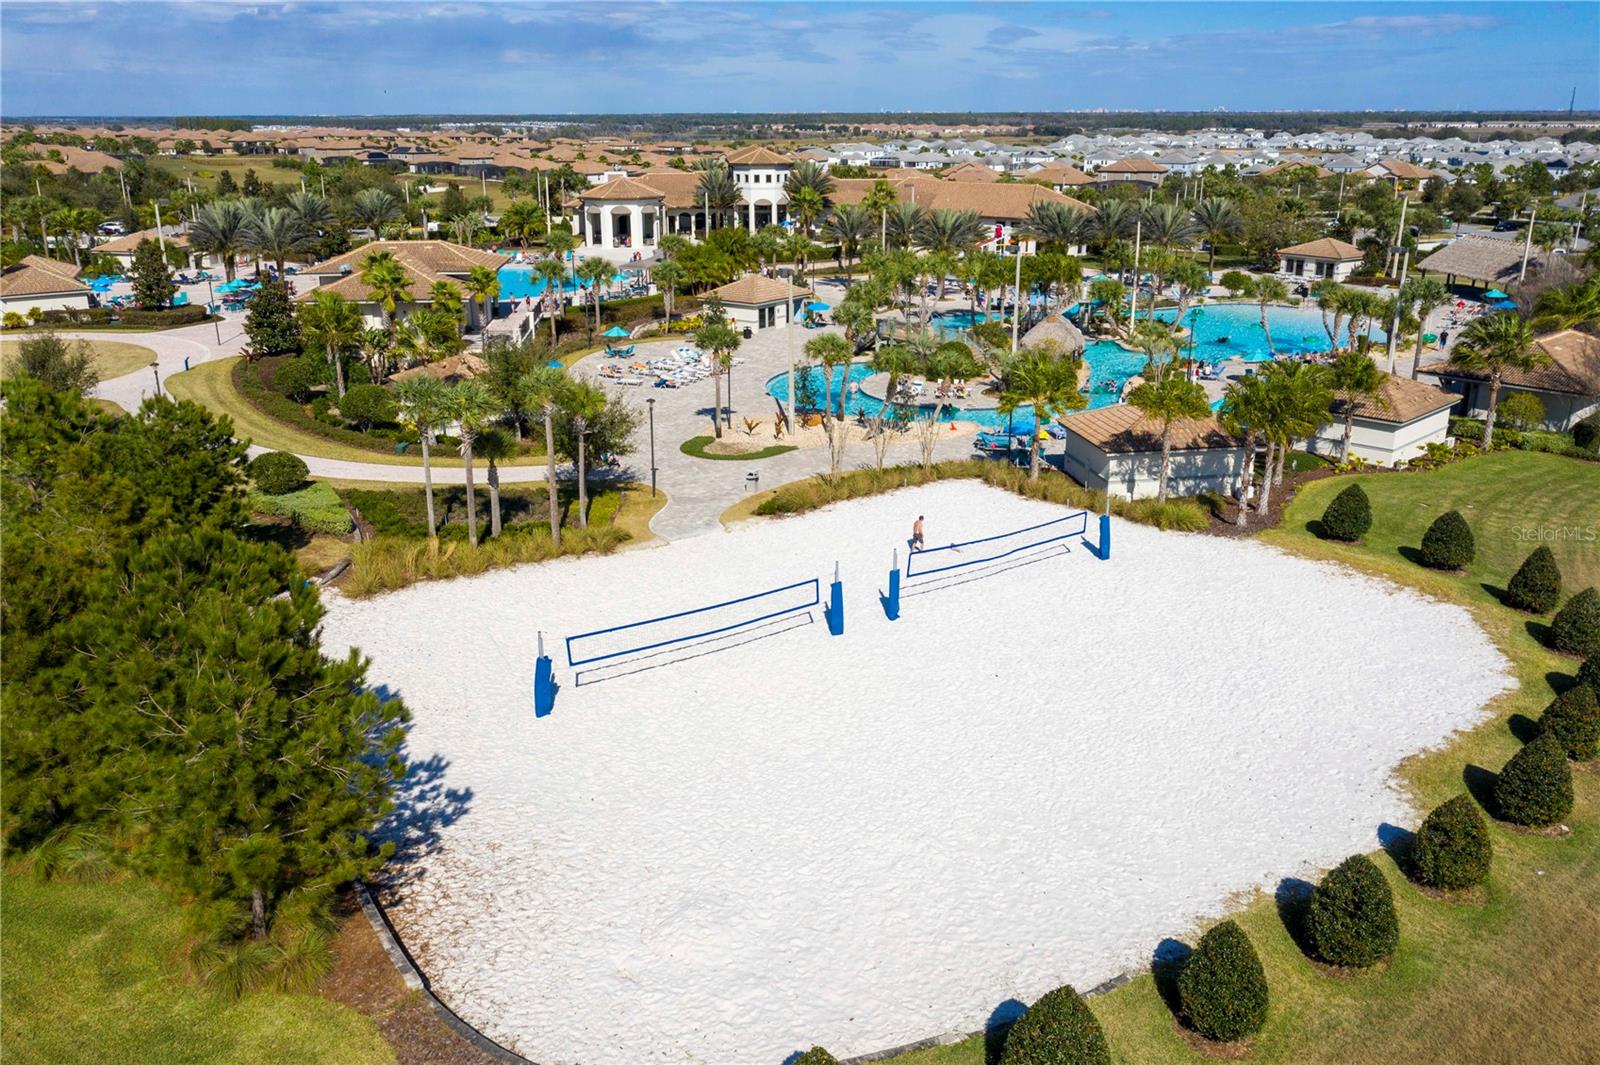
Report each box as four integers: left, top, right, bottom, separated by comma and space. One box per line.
571, 212, 582, 242
599, 206, 614, 249
630, 204, 644, 249
748, 198, 757, 233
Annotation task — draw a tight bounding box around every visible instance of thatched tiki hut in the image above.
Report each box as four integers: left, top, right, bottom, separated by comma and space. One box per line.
1021, 315, 1086, 355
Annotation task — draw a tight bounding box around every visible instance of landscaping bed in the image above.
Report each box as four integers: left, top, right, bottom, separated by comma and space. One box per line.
680, 435, 798, 461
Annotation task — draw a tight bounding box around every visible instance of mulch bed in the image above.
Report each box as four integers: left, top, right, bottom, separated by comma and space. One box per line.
1412, 881, 1489, 906
1170, 1015, 1256, 1060
1200, 466, 1338, 539
1307, 955, 1393, 981
319, 891, 501, 1065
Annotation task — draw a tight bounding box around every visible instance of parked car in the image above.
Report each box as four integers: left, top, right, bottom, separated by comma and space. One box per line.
98, 221, 126, 235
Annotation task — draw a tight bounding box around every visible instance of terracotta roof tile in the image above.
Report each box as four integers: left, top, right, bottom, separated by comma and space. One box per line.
708, 274, 810, 305
1278, 237, 1363, 260
1060, 403, 1240, 453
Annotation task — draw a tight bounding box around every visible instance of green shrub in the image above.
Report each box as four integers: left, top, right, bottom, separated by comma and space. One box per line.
1504, 545, 1563, 614
1494, 733, 1574, 826
791, 1049, 839, 1065
1418, 509, 1474, 570
117, 305, 210, 327
1495, 391, 1546, 432
247, 481, 352, 536
999, 984, 1111, 1065
336, 383, 395, 429
1176, 920, 1267, 1042
1319, 483, 1372, 541
1538, 684, 1600, 761
1572, 414, 1600, 453
248, 451, 309, 495
1306, 854, 1399, 968
271, 356, 327, 402
235, 358, 419, 457
1409, 795, 1492, 890
1578, 654, 1599, 700
1549, 587, 1600, 658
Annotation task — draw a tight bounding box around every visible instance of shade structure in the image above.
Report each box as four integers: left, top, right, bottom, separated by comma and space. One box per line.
603, 325, 630, 338
547, 360, 564, 368
806, 301, 830, 312
1482, 288, 1509, 299
1491, 299, 1517, 310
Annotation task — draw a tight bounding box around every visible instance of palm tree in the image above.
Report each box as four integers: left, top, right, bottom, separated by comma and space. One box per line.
866, 340, 918, 455
1399, 275, 1449, 379
998, 347, 1087, 480
1130, 319, 1180, 380
861, 179, 900, 249
784, 159, 835, 203
1125, 371, 1212, 502
1166, 258, 1210, 341
497, 199, 543, 248
1311, 280, 1353, 351
465, 264, 499, 332
695, 162, 740, 230
1091, 200, 1136, 246
532, 255, 569, 343
1140, 201, 1198, 251
885, 203, 927, 250
350, 188, 402, 239
1219, 373, 1272, 525
1240, 274, 1289, 358
519, 367, 566, 547
359, 250, 413, 338
244, 206, 307, 275
393, 376, 449, 541
475, 427, 516, 539
783, 230, 818, 289
694, 304, 743, 438
189, 199, 250, 280
823, 204, 871, 271
1327, 351, 1388, 462
429, 280, 465, 323
917, 209, 985, 298
286, 189, 336, 244
1530, 277, 1600, 332
392, 309, 465, 365
1256, 361, 1333, 512
1190, 198, 1242, 272
1451, 312, 1547, 442
805, 332, 855, 422
443, 381, 497, 547
1023, 202, 1091, 251
575, 256, 614, 334
448, 214, 482, 247
297, 289, 362, 397
652, 259, 685, 326
359, 328, 390, 385
789, 186, 827, 237
561, 379, 608, 528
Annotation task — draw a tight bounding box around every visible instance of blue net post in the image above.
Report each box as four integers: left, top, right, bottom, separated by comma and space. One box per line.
534, 632, 557, 717
883, 549, 901, 621
826, 562, 845, 637
1098, 513, 1111, 561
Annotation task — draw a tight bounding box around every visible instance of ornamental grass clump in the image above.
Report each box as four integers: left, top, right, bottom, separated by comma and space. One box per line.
1494, 733, 1574, 827
1318, 483, 1371, 542
1418, 509, 1474, 570
1504, 545, 1562, 614
1176, 920, 1268, 1043
1409, 795, 1493, 890
1538, 684, 1600, 761
1000, 984, 1112, 1065
1549, 587, 1600, 659
1306, 854, 1399, 968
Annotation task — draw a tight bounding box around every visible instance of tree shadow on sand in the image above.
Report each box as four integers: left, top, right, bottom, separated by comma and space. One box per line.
370, 703, 475, 902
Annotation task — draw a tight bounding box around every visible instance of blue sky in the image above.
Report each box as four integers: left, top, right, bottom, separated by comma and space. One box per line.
2, 2, 1595, 117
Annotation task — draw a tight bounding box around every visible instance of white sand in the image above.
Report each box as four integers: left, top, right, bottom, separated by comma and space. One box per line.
320, 482, 1512, 1065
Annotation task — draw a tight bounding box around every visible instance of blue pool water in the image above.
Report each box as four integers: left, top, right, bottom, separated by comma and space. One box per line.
496, 265, 625, 302
1151, 303, 1388, 362
930, 309, 991, 336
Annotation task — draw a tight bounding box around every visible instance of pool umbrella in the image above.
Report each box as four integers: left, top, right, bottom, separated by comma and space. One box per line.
806, 301, 830, 312
1491, 299, 1517, 310
603, 325, 630, 338
1483, 289, 1509, 299
547, 360, 564, 369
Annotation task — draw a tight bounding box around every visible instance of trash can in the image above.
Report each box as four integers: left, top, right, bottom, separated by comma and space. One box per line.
742, 326, 753, 339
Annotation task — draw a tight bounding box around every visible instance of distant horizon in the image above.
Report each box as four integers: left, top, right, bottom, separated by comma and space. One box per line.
2, 1, 1596, 117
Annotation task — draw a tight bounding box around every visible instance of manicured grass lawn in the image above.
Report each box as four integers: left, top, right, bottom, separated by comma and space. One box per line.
164, 357, 535, 467
896, 450, 1600, 1065
0, 872, 393, 1065
680, 435, 799, 461
1, 337, 158, 381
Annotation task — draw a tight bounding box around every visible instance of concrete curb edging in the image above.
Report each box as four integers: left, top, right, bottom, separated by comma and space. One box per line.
354, 882, 536, 1064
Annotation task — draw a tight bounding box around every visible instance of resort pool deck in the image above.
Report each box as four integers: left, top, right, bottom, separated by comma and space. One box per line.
1152, 302, 1389, 361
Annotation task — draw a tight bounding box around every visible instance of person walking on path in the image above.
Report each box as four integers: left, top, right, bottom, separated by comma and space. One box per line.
911, 515, 925, 551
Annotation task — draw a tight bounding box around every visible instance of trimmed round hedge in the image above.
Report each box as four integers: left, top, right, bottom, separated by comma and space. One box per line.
248, 450, 309, 495
791, 1048, 840, 1065
338, 383, 397, 429
1494, 733, 1574, 826
1319, 483, 1371, 542
1504, 545, 1562, 614
1578, 654, 1599, 700
1418, 509, 1474, 571
1550, 587, 1600, 659
1306, 854, 1399, 968
1177, 920, 1268, 1043
1000, 984, 1111, 1065
1573, 414, 1600, 452
1539, 684, 1600, 761
1410, 795, 1492, 890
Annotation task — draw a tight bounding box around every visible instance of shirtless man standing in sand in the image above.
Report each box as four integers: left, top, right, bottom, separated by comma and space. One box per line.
911, 515, 925, 551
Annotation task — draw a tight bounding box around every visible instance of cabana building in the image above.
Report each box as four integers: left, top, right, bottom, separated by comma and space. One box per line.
292, 240, 509, 331
1277, 237, 1364, 284
1423, 328, 1600, 431
1059, 404, 1244, 500
705, 274, 811, 333
1306, 373, 1458, 466
0, 255, 92, 316
1414, 234, 1549, 289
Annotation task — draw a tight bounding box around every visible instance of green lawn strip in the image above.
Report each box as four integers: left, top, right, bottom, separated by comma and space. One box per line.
0, 872, 393, 1065
894, 450, 1600, 1065
1, 337, 158, 380
163, 358, 537, 467
680, 435, 799, 461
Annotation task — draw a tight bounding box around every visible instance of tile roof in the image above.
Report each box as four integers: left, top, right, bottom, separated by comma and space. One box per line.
1098, 158, 1168, 173
1278, 237, 1363, 260
708, 274, 810, 305
723, 146, 793, 166
0, 255, 90, 298
1060, 403, 1240, 453
1026, 162, 1094, 186
941, 162, 1002, 183
1423, 328, 1600, 397
1331, 373, 1457, 424
293, 241, 508, 303
97, 227, 188, 254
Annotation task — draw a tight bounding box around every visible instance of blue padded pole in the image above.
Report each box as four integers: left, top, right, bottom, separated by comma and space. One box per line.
1099, 494, 1112, 561
827, 561, 845, 636
885, 549, 901, 621
534, 632, 557, 717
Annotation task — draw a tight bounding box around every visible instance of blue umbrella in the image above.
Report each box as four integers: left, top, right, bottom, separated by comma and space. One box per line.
1482, 288, 1509, 299
805, 300, 830, 312
1491, 299, 1517, 310
603, 325, 630, 338
547, 360, 564, 369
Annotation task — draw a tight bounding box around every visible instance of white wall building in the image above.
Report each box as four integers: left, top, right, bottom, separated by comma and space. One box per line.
0, 255, 92, 317
1306, 374, 1458, 466
1278, 238, 1364, 284
1059, 404, 1244, 500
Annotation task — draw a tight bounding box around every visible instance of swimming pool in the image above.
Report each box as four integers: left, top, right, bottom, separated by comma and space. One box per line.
1151, 302, 1388, 362
496, 265, 626, 302
929, 309, 991, 336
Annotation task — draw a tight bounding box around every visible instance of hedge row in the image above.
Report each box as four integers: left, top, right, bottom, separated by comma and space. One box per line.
234, 357, 420, 458
245, 481, 352, 536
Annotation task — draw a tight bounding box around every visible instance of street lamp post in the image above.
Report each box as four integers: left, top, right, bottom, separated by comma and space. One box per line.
149, 360, 161, 397
646, 397, 657, 497
205, 274, 221, 345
